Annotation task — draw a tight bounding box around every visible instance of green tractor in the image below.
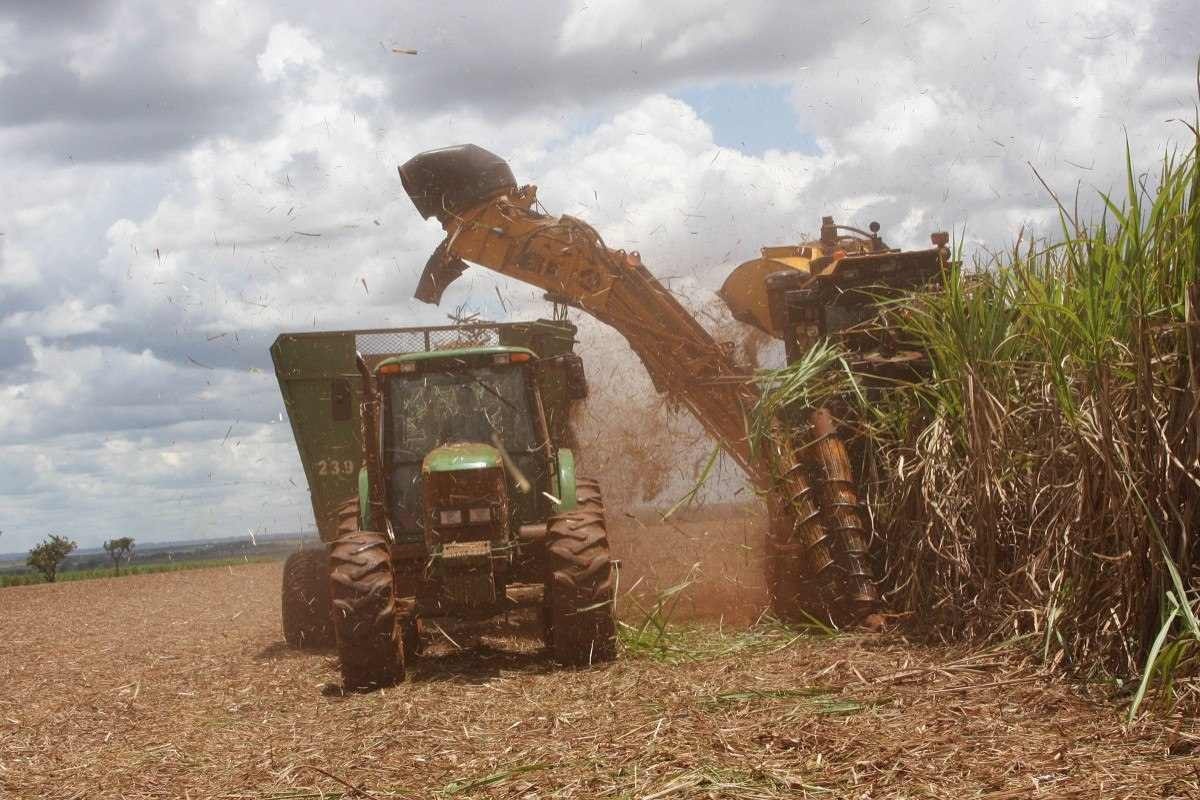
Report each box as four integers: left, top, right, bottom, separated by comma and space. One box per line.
273, 320, 616, 689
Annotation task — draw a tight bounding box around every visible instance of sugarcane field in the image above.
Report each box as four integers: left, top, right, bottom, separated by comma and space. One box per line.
2, 3, 1200, 799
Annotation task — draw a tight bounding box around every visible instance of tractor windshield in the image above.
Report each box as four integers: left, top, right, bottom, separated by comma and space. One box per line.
386, 364, 538, 463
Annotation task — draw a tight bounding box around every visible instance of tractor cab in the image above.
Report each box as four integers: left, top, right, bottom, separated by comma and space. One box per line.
375, 346, 555, 550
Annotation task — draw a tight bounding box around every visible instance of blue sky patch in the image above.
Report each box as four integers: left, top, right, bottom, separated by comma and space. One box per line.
674, 82, 818, 156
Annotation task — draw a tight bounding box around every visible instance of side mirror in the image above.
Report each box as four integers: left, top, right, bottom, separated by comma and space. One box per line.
560, 353, 589, 400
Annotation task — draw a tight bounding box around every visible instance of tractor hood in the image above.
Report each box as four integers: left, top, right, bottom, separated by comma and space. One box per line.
422, 442, 503, 474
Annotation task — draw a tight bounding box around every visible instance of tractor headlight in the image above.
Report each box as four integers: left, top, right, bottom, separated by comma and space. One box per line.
438, 509, 463, 526
467, 506, 493, 524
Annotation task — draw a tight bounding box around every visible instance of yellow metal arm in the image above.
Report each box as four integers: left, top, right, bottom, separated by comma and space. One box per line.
432, 184, 766, 484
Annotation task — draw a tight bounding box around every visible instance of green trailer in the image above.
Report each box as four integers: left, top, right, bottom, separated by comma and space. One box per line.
271, 320, 616, 688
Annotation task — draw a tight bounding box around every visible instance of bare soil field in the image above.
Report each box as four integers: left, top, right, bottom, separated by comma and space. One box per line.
1, 517, 1198, 799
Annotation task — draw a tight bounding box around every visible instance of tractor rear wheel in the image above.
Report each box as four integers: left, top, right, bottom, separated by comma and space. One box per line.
329, 503, 403, 689
544, 478, 617, 666
281, 548, 334, 649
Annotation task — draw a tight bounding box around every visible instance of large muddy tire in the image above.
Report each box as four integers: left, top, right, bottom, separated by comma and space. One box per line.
575, 476, 603, 513
329, 498, 403, 689
545, 479, 617, 666
281, 549, 334, 649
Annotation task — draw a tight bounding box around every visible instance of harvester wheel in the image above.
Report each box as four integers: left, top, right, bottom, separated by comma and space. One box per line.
329, 521, 403, 690
544, 480, 617, 666
281, 548, 334, 649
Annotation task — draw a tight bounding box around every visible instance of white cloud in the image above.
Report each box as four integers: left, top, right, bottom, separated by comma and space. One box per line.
523, 95, 838, 292
257, 22, 323, 82
64, 4, 145, 81
0, 299, 116, 336
1, 0, 1198, 551
558, 0, 768, 60
0, 420, 305, 551
0, 337, 278, 441
0, 241, 40, 289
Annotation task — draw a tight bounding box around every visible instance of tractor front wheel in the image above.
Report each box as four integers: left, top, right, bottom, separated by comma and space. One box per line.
544, 478, 617, 666
329, 528, 404, 690
281, 548, 334, 649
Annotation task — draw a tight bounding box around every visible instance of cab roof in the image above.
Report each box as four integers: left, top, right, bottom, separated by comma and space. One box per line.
375, 345, 537, 371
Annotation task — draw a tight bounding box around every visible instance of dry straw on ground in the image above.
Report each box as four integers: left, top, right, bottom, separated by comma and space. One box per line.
1, 542, 1197, 799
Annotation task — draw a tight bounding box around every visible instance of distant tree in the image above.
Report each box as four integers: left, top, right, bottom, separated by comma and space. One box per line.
103, 537, 135, 575
27, 534, 77, 583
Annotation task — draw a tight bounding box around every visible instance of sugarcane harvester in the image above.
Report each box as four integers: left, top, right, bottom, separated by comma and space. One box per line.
398, 145, 949, 627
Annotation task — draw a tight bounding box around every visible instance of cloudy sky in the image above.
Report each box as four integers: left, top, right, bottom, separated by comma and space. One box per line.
1, 0, 1197, 552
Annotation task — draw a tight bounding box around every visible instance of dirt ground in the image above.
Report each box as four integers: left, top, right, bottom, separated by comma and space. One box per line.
1, 517, 1198, 799
612, 509, 768, 625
